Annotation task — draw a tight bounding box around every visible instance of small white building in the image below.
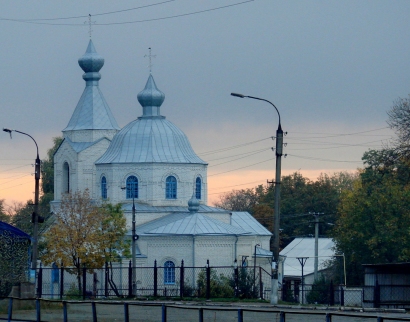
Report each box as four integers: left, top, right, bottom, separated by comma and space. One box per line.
51, 40, 272, 280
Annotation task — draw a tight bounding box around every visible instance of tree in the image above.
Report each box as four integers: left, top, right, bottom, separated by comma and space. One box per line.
0, 199, 9, 223
214, 186, 265, 212
41, 136, 63, 201
333, 174, 410, 284
41, 190, 128, 291
388, 96, 410, 159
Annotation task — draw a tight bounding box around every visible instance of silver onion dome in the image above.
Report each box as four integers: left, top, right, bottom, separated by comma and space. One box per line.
137, 74, 165, 118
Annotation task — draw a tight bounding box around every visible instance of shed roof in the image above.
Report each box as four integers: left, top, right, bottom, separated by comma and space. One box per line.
280, 237, 335, 277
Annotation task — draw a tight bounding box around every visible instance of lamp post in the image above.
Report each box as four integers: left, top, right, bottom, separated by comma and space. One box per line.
121, 182, 137, 297
3, 128, 41, 277
230, 93, 283, 304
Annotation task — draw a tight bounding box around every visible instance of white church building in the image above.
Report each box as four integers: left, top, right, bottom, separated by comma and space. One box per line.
51, 40, 272, 274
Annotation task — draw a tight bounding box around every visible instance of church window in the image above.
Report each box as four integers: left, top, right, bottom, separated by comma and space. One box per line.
101, 176, 107, 199
166, 176, 177, 199
195, 177, 201, 199
63, 162, 70, 193
126, 176, 138, 199
164, 260, 175, 284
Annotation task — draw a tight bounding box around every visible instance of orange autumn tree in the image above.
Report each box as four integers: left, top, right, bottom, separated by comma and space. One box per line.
42, 189, 128, 291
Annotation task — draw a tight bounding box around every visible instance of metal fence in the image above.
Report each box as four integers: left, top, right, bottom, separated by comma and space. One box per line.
35, 261, 273, 301
2, 298, 410, 322
281, 281, 363, 307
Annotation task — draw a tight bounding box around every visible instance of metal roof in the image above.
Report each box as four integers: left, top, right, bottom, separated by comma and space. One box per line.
0, 221, 32, 241
63, 40, 120, 132
121, 203, 226, 213
280, 237, 335, 277
96, 117, 206, 164
136, 212, 250, 236
230, 212, 272, 236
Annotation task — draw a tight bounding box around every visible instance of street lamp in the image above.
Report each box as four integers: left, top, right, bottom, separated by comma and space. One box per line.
230, 93, 284, 304
121, 182, 138, 297
3, 128, 41, 277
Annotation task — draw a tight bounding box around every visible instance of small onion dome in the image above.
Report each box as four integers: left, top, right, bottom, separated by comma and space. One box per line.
188, 194, 200, 213
78, 40, 104, 73
137, 74, 165, 117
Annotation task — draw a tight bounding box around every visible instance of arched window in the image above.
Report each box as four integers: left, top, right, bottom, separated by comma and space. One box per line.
101, 176, 107, 199
166, 176, 177, 199
195, 177, 201, 200
126, 176, 138, 199
63, 162, 70, 193
164, 261, 175, 284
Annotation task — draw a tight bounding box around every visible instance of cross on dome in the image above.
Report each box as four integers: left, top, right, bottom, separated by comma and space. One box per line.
84, 14, 96, 39
144, 47, 156, 73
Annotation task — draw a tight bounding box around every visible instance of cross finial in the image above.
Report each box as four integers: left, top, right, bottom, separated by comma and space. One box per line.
144, 47, 156, 73
84, 14, 96, 39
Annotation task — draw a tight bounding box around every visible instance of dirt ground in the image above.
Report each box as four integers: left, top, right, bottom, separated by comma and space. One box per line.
1, 301, 409, 322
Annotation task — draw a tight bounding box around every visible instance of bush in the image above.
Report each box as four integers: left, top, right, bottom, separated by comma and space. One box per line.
306, 276, 332, 304
230, 268, 259, 299
64, 283, 81, 300
197, 269, 234, 298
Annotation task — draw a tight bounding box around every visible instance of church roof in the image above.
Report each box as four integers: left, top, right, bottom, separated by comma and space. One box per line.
135, 212, 250, 236
121, 203, 226, 213
96, 73, 206, 165
63, 40, 120, 132
231, 212, 272, 236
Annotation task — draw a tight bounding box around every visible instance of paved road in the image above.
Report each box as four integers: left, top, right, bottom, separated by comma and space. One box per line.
1, 302, 410, 321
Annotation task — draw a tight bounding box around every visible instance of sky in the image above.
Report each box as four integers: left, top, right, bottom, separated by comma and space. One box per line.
1, 0, 407, 207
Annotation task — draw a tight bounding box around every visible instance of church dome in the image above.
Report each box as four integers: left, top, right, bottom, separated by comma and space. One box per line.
96, 74, 206, 165
78, 40, 104, 73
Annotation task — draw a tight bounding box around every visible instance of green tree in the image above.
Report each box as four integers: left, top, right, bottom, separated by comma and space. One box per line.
333, 175, 410, 284
0, 199, 9, 223
41, 136, 63, 201
41, 190, 128, 291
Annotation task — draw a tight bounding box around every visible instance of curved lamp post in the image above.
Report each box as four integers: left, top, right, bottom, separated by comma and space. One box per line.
3, 128, 41, 277
230, 93, 283, 304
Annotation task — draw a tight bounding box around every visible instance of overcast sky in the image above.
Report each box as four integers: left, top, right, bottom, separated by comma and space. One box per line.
1, 0, 407, 206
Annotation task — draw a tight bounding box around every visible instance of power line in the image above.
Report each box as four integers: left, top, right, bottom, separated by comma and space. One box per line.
209, 148, 271, 167
0, 0, 175, 22
0, 1, 254, 26
198, 137, 272, 156
208, 157, 274, 177
288, 154, 361, 163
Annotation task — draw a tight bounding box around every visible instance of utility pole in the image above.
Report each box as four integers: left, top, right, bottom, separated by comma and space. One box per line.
310, 212, 323, 281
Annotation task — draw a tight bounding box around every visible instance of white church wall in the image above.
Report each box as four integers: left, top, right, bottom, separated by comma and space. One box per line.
54, 141, 77, 201
64, 129, 117, 143
95, 163, 207, 209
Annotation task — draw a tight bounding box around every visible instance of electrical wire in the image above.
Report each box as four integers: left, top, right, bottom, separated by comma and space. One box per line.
209, 148, 271, 167
198, 137, 272, 156
208, 157, 274, 177
287, 154, 362, 163
0, 1, 254, 26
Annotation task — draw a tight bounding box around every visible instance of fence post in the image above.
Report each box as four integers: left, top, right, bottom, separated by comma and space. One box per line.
340, 285, 344, 306
374, 280, 380, 308
105, 262, 109, 298
161, 304, 167, 322
238, 308, 243, 322
7, 298, 13, 321
198, 307, 204, 322
326, 313, 331, 322
154, 260, 158, 297
206, 259, 211, 300
377, 317, 384, 322
37, 262, 43, 298
128, 260, 132, 297
280, 311, 285, 322
63, 301, 68, 322
259, 266, 263, 299
91, 301, 97, 322
83, 264, 87, 300
180, 260, 184, 298
60, 264, 64, 300
234, 262, 239, 298
329, 280, 334, 306
36, 299, 41, 322
93, 272, 98, 298
124, 302, 129, 322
